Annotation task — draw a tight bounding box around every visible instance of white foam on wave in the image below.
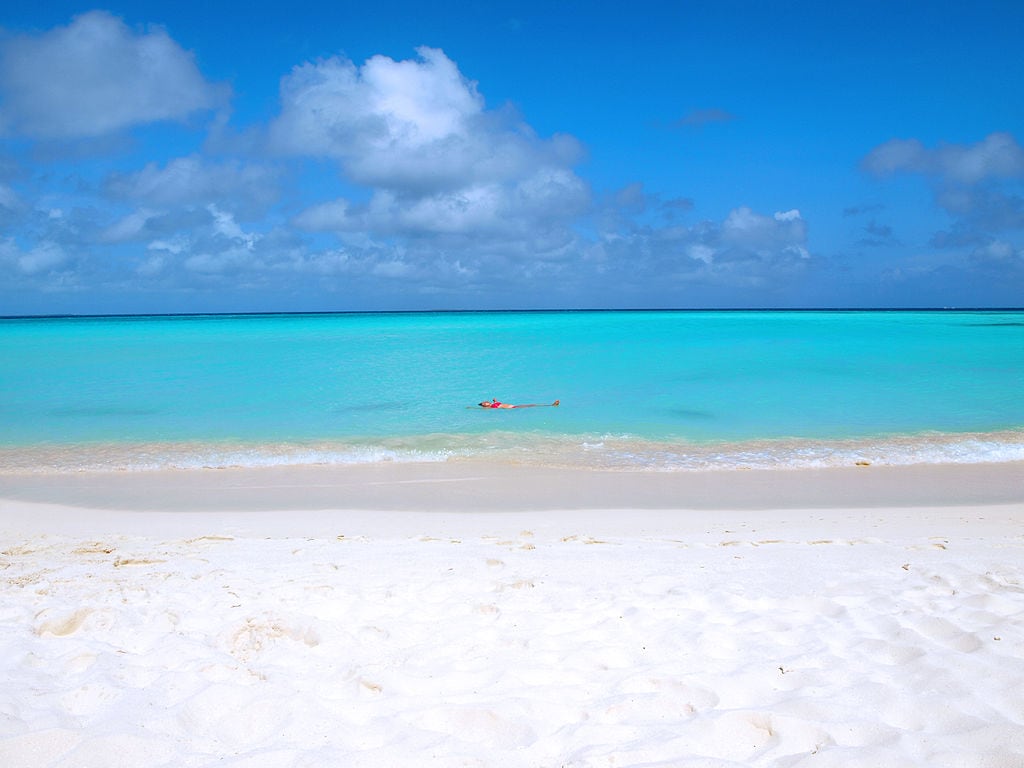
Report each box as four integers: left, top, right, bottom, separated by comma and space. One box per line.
2, 428, 1023, 473
566, 430, 1024, 471
0, 440, 456, 473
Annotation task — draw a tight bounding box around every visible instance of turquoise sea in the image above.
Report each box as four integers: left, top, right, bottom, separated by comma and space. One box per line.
1, 310, 1023, 472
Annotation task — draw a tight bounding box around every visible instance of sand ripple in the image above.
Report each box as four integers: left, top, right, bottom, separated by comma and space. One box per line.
2, 526, 1024, 767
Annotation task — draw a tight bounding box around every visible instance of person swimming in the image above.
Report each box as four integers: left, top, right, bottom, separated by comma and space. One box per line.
479, 399, 560, 409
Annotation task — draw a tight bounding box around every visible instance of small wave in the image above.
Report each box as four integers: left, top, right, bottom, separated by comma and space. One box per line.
1, 429, 1022, 474
0, 440, 456, 473
571, 431, 1024, 471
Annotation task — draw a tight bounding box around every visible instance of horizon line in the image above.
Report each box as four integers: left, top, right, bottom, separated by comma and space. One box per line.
3, 306, 1024, 321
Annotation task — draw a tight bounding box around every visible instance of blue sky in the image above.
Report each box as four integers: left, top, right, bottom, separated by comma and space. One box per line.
1, 1, 1022, 313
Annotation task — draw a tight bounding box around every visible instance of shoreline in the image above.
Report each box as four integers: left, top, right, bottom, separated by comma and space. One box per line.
2, 458, 1022, 511
4, 426, 1024, 474
2, 460, 1022, 542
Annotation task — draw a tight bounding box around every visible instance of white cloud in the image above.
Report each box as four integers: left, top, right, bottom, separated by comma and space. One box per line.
591, 204, 812, 295
278, 46, 591, 262
0, 11, 228, 139
293, 199, 354, 231
100, 209, 159, 243
0, 27, 835, 307
861, 137, 927, 177
270, 47, 583, 194
207, 205, 259, 250
297, 166, 589, 242
381, 186, 506, 235
863, 132, 1024, 184
863, 132, 1024, 252
722, 207, 807, 255
140, 207, 265, 277
971, 239, 1021, 266
688, 244, 714, 264
941, 133, 1024, 184
148, 238, 187, 256
271, 47, 479, 161
16, 241, 67, 274
106, 156, 280, 212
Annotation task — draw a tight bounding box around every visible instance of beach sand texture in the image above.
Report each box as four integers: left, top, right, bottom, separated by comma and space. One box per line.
2, 463, 1024, 767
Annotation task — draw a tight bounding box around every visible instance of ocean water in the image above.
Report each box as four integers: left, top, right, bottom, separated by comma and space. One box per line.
1, 310, 1023, 472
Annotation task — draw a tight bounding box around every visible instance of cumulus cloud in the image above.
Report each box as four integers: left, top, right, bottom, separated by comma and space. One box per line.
0, 11, 228, 139
0, 240, 67, 280
971, 239, 1021, 266
273, 46, 590, 261
862, 132, 1024, 185
300, 168, 589, 239
99, 209, 160, 243
267, 46, 584, 191
153, 207, 261, 274
591, 185, 697, 256
722, 207, 809, 257
590, 205, 812, 298
863, 132, 1024, 257
935, 185, 1024, 230
105, 156, 281, 215
857, 132, 1024, 301
0, 25, 824, 309
270, 48, 482, 171
15, 241, 67, 274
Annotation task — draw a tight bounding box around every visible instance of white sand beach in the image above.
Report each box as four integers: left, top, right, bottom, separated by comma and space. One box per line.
2, 462, 1024, 767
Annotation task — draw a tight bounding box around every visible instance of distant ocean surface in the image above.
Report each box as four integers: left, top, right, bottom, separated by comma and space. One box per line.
2, 310, 1023, 472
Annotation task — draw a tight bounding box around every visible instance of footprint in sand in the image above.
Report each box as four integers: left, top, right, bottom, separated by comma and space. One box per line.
35, 608, 93, 637
225, 615, 320, 663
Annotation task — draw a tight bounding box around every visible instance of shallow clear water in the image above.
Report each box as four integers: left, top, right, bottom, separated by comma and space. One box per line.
2, 310, 1022, 471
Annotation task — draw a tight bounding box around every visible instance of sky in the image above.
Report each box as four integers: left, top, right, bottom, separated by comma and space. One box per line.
0, 1, 1022, 314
